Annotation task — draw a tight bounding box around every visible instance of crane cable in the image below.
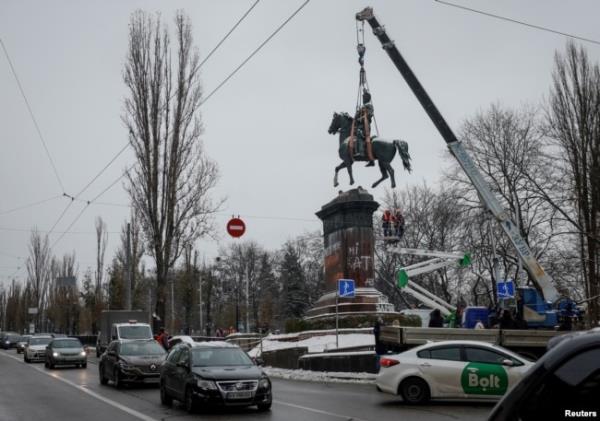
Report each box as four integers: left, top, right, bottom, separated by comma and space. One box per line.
353, 20, 377, 163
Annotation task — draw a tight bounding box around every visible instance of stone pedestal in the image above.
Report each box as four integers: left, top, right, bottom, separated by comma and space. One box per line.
306, 187, 396, 319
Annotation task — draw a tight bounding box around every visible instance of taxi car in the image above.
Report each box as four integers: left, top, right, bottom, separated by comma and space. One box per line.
376, 340, 533, 404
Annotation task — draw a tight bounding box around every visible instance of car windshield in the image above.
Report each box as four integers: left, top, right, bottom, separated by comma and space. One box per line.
6, 335, 20, 342
29, 337, 52, 346
192, 348, 253, 367
120, 341, 166, 356
118, 325, 152, 339
52, 339, 82, 348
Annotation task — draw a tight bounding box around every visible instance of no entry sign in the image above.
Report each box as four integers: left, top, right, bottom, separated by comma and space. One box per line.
227, 217, 246, 238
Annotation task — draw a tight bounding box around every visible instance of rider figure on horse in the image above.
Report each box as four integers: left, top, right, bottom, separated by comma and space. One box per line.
354, 88, 375, 167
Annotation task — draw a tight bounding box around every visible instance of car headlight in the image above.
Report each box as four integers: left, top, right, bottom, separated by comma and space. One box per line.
259, 377, 270, 390
52, 352, 59, 357
80, 351, 86, 357
196, 379, 218, 390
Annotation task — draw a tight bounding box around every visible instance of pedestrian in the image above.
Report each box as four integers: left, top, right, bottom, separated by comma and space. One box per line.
474, 319, 485, 329
428, 309, 444, 328
373, 317, 385, 371
499, 310, 517, 330
157, 327, 169, 350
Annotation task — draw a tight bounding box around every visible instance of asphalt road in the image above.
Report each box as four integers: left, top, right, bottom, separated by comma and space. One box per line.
0, 349, 493, 421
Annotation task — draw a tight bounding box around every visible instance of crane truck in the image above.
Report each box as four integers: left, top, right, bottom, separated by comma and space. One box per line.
355, 7, 579, 330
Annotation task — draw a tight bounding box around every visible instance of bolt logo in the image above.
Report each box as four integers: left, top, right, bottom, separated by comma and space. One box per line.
460, 363, 508, 395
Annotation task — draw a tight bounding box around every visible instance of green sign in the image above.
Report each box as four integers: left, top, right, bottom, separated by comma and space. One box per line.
460, 362, 508, 395
459, 253, 472, 268
397, 269, 409, 288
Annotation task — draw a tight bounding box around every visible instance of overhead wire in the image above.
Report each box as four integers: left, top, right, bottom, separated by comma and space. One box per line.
201, 0, 312, 105
0, 37, 67, 193
198, 0, 261, 69
0, 194, 62, 216
434, 0, 600, 46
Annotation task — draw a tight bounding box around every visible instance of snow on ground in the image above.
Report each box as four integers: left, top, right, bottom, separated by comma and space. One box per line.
248, 333, 374, 357
264, 367, 376, 384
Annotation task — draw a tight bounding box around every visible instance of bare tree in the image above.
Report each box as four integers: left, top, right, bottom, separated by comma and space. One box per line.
123, 10, 220, 325
25, 228, 52, 329
545, 42, 600, 325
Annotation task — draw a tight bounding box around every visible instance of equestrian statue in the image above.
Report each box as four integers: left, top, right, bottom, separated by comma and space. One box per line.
327, 108, 411, 189
327, 24, 411, 189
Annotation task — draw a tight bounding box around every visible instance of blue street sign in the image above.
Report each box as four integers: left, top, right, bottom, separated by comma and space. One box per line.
338, 279, 355, 298
497, 280, 515, 299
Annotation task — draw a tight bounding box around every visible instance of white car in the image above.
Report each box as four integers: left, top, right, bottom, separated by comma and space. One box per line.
24, 336, 53, 363
376, 340, 533, 404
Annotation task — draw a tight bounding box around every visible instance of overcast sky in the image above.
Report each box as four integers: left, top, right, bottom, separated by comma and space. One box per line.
2, 0, 600, 285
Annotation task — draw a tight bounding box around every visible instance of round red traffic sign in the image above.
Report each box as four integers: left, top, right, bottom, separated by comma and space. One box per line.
226, 217, 246, 238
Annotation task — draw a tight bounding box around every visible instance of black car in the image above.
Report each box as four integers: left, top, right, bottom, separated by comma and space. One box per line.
488, 328, 600, 420
0, 333, 22, 349
99, 339, 166, 387
159, 341, 272, 413
45, 337, 87, 368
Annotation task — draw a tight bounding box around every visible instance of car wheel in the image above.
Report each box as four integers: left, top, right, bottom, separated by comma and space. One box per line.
257, 401, 272, 412
113, 369, 123, 389
24, 355, 30, 363
160, 381, 173, 406
81, 362, 87, 369
99, 365, 108, 385
44, 360, 49, 368
400, 377, 430, 404
184, 387, 196, 413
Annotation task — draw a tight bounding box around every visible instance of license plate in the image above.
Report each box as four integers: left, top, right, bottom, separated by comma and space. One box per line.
227, 391, 252, 400
143, 377, 159, 383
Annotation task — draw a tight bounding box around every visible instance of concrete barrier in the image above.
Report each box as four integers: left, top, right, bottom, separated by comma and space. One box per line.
299, 351, 377, 374
262, 347, 309, 369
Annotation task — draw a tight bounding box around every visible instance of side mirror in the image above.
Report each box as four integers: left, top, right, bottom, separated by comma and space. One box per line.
108, 350, 117, 357
254, 357, 265, 366
501, 359, 514, 367
177, 361, 189, 370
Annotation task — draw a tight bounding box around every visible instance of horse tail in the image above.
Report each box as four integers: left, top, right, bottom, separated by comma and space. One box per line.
394, 140, 412, 173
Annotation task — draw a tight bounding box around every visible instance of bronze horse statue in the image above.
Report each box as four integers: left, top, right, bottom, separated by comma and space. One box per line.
328, 112, 411, 188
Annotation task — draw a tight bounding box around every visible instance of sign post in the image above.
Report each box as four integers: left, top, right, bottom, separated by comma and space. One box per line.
336, 279, 355, 349
497, 280, 515, 300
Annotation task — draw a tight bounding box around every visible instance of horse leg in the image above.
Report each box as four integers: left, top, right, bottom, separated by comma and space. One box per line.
334, 162, 346, 187
347, 162, 355, 185
385, 161, 396, 188
372, 161, 388, 188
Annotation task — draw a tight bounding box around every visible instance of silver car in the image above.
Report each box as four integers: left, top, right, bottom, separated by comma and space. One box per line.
24, 336, 53, 363
45, 338, 87, 369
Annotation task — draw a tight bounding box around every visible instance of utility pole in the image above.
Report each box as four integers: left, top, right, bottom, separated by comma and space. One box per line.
125, 222, 132, 310
245, 274, 250, 333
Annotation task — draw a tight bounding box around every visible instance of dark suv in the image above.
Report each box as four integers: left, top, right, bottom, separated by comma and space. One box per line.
99, 339, 166, 387
488, 328, 600, 420
160, 342, 272, 413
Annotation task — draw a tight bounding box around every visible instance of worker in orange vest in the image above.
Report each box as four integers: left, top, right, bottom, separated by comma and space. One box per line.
393, 208, 405, 239
382, 209, 392, 238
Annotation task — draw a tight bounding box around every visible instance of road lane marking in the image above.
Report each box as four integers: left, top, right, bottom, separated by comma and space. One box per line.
274, 400, 371, 421
0, 351, 159, 421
